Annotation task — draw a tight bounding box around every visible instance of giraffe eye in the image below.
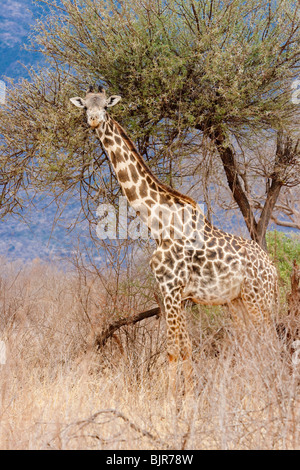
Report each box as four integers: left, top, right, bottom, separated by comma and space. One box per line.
104, 106, 108, 110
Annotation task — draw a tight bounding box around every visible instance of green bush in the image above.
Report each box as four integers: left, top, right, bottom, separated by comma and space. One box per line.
267, 231, 300, 292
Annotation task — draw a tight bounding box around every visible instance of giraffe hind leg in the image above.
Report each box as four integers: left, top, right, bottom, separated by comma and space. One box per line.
241, 277, 272, 330
229, 294, 271, 332
228, 297, 250, 328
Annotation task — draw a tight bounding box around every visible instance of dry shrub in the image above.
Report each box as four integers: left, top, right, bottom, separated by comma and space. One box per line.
0, 257, 90, 371
0, 257, 299, 450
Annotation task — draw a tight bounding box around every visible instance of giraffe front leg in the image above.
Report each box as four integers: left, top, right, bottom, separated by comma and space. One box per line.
165, 294, 181, 398
164, 289, 194, 398
150, 248, 193, 397
178, 312, 194, 396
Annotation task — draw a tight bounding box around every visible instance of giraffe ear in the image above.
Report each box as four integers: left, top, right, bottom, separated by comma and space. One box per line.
106, 95, 121, 107
70, 97, 86, 108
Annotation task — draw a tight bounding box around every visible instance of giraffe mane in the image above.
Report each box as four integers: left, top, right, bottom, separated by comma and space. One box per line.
111, 119, 197, 208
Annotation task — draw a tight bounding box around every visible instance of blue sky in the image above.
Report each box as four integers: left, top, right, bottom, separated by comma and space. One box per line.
0, 1, 94, 262
0, 0, 40, 79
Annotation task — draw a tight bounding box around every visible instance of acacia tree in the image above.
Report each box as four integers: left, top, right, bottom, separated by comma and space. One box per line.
0, 0, 300, 250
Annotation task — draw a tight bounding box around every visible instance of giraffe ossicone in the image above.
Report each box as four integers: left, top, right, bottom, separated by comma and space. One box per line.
70, 87, 279, 396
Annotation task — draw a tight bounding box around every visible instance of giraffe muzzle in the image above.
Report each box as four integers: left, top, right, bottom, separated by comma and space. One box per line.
88, 118, 100, 128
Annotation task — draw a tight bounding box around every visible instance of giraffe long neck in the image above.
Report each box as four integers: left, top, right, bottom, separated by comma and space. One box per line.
96, 116, 204, 239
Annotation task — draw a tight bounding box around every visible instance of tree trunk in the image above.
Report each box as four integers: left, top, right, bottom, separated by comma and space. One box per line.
196, 124, 288, 252
211, 127, 260, 244
256, 179, 282, 249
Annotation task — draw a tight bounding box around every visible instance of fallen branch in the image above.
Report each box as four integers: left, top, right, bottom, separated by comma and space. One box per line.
94, 306, 161, 350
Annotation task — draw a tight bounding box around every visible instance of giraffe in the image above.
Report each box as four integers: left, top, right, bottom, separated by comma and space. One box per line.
70, 86, 279, 394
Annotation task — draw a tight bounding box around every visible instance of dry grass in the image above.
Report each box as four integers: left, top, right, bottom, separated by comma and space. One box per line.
0, 257, 299, 450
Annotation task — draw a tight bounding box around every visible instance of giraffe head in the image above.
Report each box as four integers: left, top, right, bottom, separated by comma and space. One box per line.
70, 86, 121, 129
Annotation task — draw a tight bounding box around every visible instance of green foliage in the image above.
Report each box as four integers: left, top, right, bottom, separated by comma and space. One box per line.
0, 0, 299, 235
31, 0, 300, 135
267, 231, 300, 290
